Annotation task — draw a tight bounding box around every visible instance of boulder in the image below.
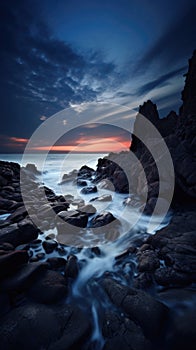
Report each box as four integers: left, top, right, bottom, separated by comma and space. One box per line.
28, 269, 67, 304
102, 278, 168, 339
0, 303, 91, 350
81, 185, 98, 194
0, 250, 29, 279
89, 212, 116, 228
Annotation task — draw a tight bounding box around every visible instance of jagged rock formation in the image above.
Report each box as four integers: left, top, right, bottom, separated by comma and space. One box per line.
130, 50, 196, 205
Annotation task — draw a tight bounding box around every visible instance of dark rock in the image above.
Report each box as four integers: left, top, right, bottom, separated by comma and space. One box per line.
180, 50, 196, 118
0, 250, 29, 279
154, 267, 192, 286
133, 272, 154, 290
89, 211, 116, 228
8, 205, 28, 223
103, 310, 151, 350
36, 252, 45, 260
65, 255, 79, 279
102, 278, 168, 339
137, 250, 160, 272
1, 262, 48, 291
61, 169, 78, 182
42, 239, 58, 254
78, 165, 95, 179
90, 194, 112, 202
47, 257, 67, 269
25, 163, 41, 175
28, 269, 67, 304
81, 185, 98, 194
78, 204, 96, 216
166, 309, 196, 350
0, 242, 14, 251
76, 179, 87, 187
0, 303, 91, 350
0, 219, 39, 247
57, 210, 88, 228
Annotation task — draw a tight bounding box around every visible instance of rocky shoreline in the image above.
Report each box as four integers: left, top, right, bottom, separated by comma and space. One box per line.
0, 52, 196, 349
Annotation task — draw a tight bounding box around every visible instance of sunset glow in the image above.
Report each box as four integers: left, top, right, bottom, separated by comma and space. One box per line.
30, 137, 131, 153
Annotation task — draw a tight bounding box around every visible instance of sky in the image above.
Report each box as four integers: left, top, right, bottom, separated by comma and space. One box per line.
0, 0, 195, 153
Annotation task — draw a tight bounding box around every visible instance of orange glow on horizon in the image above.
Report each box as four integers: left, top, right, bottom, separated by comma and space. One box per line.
30, 137, 131, 153
10, 137, 29, 143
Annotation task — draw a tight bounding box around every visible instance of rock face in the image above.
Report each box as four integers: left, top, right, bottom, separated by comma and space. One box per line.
180, 49, 196, 118
93, 52, 196, 207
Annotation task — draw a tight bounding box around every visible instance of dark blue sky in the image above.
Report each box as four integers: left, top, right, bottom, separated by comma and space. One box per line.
0, 0, 195, 152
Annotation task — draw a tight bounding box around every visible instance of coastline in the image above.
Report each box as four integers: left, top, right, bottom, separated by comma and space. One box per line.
0, 52, 196, 349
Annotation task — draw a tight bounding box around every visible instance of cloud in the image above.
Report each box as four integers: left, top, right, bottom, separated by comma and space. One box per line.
134, 6, 196, 75
0, 1, 121, 109
40, 115, 47, 121
136, 66, 186, 96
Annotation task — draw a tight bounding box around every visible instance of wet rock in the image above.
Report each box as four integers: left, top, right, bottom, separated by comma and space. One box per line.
81, 185, 98, 194
166, 309, 196, 350
78, 165, 95, 179
78, 204, 96, 216
0, 242, 14, 251
137, 250, 160, 272
8, 205, 28, 223
103, 310, 151, 350
90, 194, 112, 202
89, 211, 116, 228
47, 257, 67, 270
42, 239, 58, 254
0, 303, 91, 350
36, 252, 45, 260
65, 255, 79, 279
0, 250, 29, 279
57, 210, 88, 228
76, 179, 87, 187
24, 163, 41, 175
61, 169, 78, 182
28, 269, 67, 304
133, 272, 154, 290
102, 278, 168, 339
98, 179, 115, 191
154, 267, 192, 286
1, 262, 48, 291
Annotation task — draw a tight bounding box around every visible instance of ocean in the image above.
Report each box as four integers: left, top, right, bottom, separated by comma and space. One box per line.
0, 153, 106, 194
0, 153, 170, 236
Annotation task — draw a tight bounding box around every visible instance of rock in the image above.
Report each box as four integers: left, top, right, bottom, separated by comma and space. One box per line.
62, 169, 78, 182
28, 269, 67, 304
103, 310, 151, 350
8, 205, 28, 223
47, 257, 67, 270
81, 185, 98, 194
137, 250, 160, 272
24, 163, 41, 175
65, 255, 79, 279
166, 309, 196, 350
78, 204, 96, 216
78, 165, 95, 179
1, 262, 48, 291
98, 179, 115, 191
0, 219, 39, 247
90, 194, 112, 202
133, 272, 154, 290
57, 210, 88, 228
102, 278, 168, 339
180, 50, 196, 118
89, 211, 116, 228
154, 267, 192, 286
0, 250, 29, 279
0, 303, 91, 350
76, 179, 87, 187
42, 239, 58, 254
